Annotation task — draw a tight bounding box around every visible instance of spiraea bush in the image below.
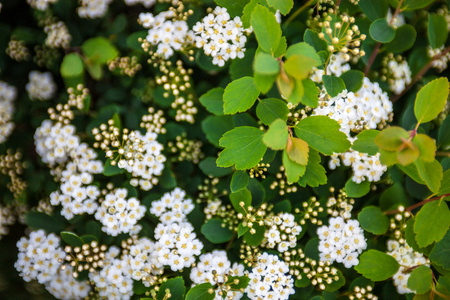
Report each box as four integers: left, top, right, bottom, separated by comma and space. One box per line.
1, 0, 450, 299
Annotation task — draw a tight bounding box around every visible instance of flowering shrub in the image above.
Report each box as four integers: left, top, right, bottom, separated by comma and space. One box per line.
1, 0, 450, 299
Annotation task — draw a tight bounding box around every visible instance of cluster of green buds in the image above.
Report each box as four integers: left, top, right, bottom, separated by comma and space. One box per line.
67, 84, 90, 110
326, 187, 354, 219
6, 39, 30, 62
0, 149, 27, 199
167, 133, 204, 164
270, 166, 299, 196
389, 206, 411, 243
140, 107, 166, 134
348, 285, 378, 300
249, 162, 269, 179
197, 177, 227, 204
295, 196, 324, 225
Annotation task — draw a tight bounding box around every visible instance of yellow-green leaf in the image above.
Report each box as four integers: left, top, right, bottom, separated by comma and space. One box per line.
263, 119, 289, 150
414, 77, 449, 124
413, 134, 436, 162
286, 136, 309, 165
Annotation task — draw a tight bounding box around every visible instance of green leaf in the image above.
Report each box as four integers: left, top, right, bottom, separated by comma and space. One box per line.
230, 189, 252, 215
369, 18, 396, 43
254, 72, 277, 94
103, 158, 125, 176
429, 229, 450, 270
157, 277, 186, 300
60, 53, 84, 78
397, 141, 419, 166
282, 149, 306, 184
340, 70, 364, 93
300, 78, 320, 108
285, 42, 322, 63
267, 0, 293, 15
231, 170, 250, 193
414, 159, 443, 193
25, 212, 65, 233
379, 149, 399, 166
438, 169, 450, 196
287, 78, 305, 104
284, 54, 320, 80
345, 179, 371, 198
226, 275, 250, 290
407, 266, 433, 294
298, 149, 327, 187
358, 0, 389, 21
414, 200, 450, 248
199, 88, 224, 115
243, 223, 266, 246
438, 115, 450, 148
263, 119, 289, 150
385, 25, 417, 53
380, 183, 408, 211
303, 29, 328, 52
238, 223, 250, 237
429, 14, 449, 49
81, 37, 118, 64
354, 250, 400, 281
85, 62, 103, 80
251, 4, 281, 54
295, 116, 351, 155
402, 0, 435, 10
256, 98, 289, 126
254, 51, 280, 75
199, 157, 233, 177
397, 163, 425, 185
286, 136, 309, 165
186, 283, 215, 300
214, 0, 250, 17
405, 218, 421, 252
201, 115, 234, 147
60, 231, 84, 248
201, 218, 234, 244
325, 269, 346, 292
374, 126, 409, 151
413, 134, 436, 162
223, 77, 260, 114
358, 206, 389, 235
217, 126, 267, 170
322, 75, 346, 97
241, 0, 259, 28
352, 130, 380, 156
414, 77, 449, 124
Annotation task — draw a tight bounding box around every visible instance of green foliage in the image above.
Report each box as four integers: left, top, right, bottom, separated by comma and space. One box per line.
185, 283, 215, 300
414, 77, 449, 124
223, 76, 260, 114
340, 70, 364, 93
358, 206, 389, 235
230, 170, 250, 192
358, 0, 389, 21
254, 51, 280, 75
60, 231, 84, 248
267, 0, 293, 15
322, 75, 346, 97
251, 4, 281, 54
297, 149, 327, 187
355, 250, 400, 281
230, 188, 252, 214
25, 212, 65, 233
282, 149, 306, 184
428, 14, 449, 49
157, 277, 186, 300
385, 25, 417, 53
414, 200, 450, 248
60, 53, 84, 78
263, 119, 289, 150
345, 179, 371, 198
429, 229, 450, 270
352, 130, 380, 156
294, 116, 351, 155
407, 266, 433, 294
199, 88, 225, 115
256, 98, 289, 125
201, 218, 234, 243
369, 18, 396, 43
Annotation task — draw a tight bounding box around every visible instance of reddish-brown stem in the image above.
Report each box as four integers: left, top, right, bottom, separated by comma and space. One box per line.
437, 151, 450, 157
391, 45, 450, 103
335, 0, 342, 7
385, 193, 450, 215
364, 0, 404, 76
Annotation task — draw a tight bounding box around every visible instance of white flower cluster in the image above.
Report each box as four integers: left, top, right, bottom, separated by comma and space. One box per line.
153, 221, 203, 271
26, 71, 57, 101
387, 240, 429, 294
95, 188, 146, 236
149, 187, 194, 224
193, 6, 250, 66
314, 78, 393, 139
0, 205, 15, 239
35, 120, 80, 168
44, 21, 71, 49
311, 53, 350, 82
317, 217, 367, 268
385, 59, 412, 95
123, 237, 162, 287
140, 11, 193, 59
15, 230, 65, 284
264, 213, 302, 253
190, 250, 245, 300
77, 0, 112, 18
329, 151, 387, 183
0, 81, 16, 144
49, 144, 103, 219
45, 267, 91, 300
117, 130, 166, 191
428, 46, 450, 73
89, 246, 134, 300
326, 194, 354, 219
27, 0, 58, 10
124, 0, 156, 7
245, 252, 295, 300
150, 188, 203, 271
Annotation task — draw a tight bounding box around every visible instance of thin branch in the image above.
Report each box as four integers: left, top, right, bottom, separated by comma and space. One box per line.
437, 151, 450, 157
285, 0, 317, 25
385, 194, 450, 215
